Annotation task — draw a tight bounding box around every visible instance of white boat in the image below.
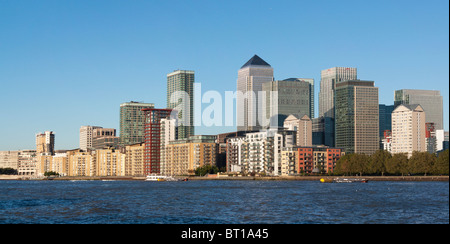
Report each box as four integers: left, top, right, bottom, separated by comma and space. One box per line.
145, 174, 179, 181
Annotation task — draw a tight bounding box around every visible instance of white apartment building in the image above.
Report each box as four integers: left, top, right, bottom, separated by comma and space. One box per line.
391, 104, 426, 158
226, 129, 295, 175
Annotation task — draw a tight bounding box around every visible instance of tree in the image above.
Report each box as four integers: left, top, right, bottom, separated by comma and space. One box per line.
195, 165, 219, 176
44, 171, 59, 177
368, 150, 391, 176
386, 153, 409, 176
409, 151, 436, 176
334, 153, 369, 176
0, 168, 18, 175
434, 149, 449, 175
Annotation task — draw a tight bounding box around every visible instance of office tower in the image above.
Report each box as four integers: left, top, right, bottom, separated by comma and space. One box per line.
394, 89, 443, 130
391, 104, 426, 158
142, 108, 173, 175
335, 80, 379, 155
379, 104, 395, 139
120, 101, 154, 146
319, 67, 357, 118
80, 126, 118, 150
80, 126, 102, 150
237, 55, 274, 131
312, 116, 335, 147
36, 131, 55, 155
167, 70, 195, 139
262, 78, 314, 127
283, 114, 312, 147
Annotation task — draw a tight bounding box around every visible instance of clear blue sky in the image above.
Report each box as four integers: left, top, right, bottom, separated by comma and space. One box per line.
0, 0, 448, 150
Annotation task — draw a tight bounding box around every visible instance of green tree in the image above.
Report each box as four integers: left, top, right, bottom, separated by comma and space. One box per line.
386, 153, 409, 176
434, 149, 449, 175
195, 165, 219, 176
334, 153, 369, 176
0, 168, 18, 175
409, 151, 436, 176
44, 171, 59, 177
368, 150, 391, 176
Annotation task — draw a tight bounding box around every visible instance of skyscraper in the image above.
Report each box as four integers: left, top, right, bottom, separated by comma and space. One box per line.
237, 55, 274, 131
319, 67, 357, 118
379, 104, 395, 140
394, 89, 443, 130
120, 101, 155, 146
335, 80, 379, 155
142, 108, 173, 175
262, 78, 314, 127
167, 70, 195, 139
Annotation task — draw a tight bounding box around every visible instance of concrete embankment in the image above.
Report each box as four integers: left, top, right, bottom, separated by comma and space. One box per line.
188, 175, 449, 182
1, 175, 448, 182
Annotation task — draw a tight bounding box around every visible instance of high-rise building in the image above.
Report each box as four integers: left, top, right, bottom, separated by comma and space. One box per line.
379, 104, 395, 139
312, 116, 335, 147
80, 126, 102, 150
394, 89, 443, 130
391, 104, 426, 158
80, 126, 118, 150
142, 108, 173, 175
335, 80, 379, 155
237, 55, 274, 131
119, 101, 154, 146
319, 67, 357, 118
262, 78, 314, 126
167, 70, 195, 139
36, 131, 55, 155
283, 114, 312, 147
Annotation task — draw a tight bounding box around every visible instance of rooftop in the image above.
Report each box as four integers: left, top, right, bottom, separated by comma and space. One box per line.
241, 55, 271, 69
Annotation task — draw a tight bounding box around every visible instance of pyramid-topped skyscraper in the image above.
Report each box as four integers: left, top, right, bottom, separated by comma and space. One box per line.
236, 55, 274, 131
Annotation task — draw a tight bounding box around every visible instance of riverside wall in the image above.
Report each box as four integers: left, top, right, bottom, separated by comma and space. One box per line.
1, 175, 448, 182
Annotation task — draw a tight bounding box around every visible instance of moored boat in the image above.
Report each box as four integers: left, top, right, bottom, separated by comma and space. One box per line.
145, 174, 186, 182
320, 178, 369, 183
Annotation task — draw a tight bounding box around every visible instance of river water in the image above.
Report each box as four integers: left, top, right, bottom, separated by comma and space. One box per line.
0, 180, 448, 224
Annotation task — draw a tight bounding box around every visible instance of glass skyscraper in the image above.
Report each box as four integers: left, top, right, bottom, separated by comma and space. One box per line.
394, 89, 444, 130
119, 101, 154, 146
319, 67, 357, 118
335, 80, 379, 155
167, 70, 195, 139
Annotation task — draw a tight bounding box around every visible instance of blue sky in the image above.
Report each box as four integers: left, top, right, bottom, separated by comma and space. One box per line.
0, 0, 448, 150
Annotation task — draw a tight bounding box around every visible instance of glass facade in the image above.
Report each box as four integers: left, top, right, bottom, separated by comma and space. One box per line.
394, 89, 443, 130
119, 102, 154, 146
335, 80, 379, 155
167, 70, 195, 139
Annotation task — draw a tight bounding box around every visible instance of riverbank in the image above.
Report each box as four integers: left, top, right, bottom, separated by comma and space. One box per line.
1, 175, 448, 182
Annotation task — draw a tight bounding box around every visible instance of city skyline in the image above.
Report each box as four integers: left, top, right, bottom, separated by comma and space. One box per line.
0, 0, 448, 150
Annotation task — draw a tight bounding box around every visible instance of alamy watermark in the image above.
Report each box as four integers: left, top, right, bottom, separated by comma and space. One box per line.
169, 83, 279, 130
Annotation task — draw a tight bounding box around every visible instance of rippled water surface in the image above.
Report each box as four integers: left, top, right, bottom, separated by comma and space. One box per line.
0, 180, 448, 224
